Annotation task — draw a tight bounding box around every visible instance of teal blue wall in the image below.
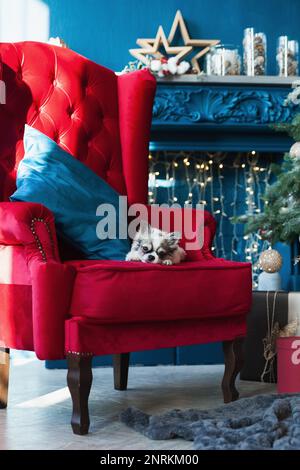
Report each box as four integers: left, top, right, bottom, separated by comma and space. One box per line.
45, 0, 300, 73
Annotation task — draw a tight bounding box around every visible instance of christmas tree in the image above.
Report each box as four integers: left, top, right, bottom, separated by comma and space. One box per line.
234, 84, 300, 246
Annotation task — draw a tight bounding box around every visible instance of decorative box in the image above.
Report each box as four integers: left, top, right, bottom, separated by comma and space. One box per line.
277, 336, 300, 393
241, 291, 288, 383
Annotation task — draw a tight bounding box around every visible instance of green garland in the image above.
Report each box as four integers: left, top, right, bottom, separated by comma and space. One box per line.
274, 113, 300, 141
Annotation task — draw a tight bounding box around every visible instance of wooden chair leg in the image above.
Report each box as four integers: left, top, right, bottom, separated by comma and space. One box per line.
67, 353, 93, 435
113, 353, 130, 391
222, 338, 244, 403
0, 348, 10, 409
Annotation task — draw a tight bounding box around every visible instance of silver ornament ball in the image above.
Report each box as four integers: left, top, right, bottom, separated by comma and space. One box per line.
290, 142, 300, 158
259, 249, 282, 273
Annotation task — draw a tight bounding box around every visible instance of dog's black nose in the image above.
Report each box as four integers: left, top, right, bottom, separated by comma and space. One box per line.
147, 254, 155, 262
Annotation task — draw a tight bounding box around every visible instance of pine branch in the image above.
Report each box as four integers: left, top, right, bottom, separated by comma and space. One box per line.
231, 117, 300, 245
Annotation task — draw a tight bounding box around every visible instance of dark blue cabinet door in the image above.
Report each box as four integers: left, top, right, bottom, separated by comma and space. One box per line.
176, 343, 224, 365
45, 348, 176, 369
45, 344, 224, 368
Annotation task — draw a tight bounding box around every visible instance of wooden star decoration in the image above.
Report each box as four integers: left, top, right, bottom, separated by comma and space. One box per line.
129, 24, 193, 66
168, 10, 220, 73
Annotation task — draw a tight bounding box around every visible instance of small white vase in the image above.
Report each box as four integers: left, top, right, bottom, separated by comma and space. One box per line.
258, 271, 282, 291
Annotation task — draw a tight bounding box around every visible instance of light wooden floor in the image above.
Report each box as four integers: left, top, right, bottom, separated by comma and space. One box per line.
0, 357, 276, 450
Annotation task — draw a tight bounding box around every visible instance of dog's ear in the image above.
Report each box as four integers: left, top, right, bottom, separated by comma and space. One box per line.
134, 221, 150, 240
166, 231, 181, 247
139, 221, 151, 236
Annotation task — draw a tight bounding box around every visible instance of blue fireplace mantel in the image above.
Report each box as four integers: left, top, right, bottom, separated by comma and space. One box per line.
150, 75, 298, 153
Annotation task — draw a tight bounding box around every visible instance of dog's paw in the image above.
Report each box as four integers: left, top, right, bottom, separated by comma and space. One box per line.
126, 252, 140, 262
163, 259, 173, 266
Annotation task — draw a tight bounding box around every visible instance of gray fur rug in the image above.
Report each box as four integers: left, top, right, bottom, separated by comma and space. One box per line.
120, 394, 300, 450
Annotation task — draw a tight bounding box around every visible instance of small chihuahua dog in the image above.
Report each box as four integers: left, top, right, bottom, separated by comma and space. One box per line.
126, 222, 186, 265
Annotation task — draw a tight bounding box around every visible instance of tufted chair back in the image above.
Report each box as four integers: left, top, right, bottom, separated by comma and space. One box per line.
0, 42, 156, 205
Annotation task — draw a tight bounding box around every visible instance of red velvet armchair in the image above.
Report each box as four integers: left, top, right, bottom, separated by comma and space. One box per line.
0, 42, 252, 435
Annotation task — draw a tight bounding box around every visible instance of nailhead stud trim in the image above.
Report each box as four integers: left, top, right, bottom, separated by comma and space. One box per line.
66, 351, 94, 356
30, 217, 56, 262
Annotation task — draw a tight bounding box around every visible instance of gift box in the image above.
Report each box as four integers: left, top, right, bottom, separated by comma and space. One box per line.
241, 291, 295, 383
277, 336, 300, 393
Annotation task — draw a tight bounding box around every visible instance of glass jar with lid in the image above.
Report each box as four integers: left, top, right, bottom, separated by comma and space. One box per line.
277, 36, 299, 76
205, 44, 241, 76
243, 27, 267, 76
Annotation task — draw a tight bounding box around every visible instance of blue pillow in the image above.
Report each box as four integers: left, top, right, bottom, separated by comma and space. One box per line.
11, 125, 130, 260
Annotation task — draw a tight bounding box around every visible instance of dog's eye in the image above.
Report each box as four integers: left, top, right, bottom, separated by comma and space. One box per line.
142, 246, 150, 253
157, 250, 166, 259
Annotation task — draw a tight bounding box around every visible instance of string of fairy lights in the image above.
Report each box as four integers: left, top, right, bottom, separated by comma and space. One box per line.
148, 151, 272, 287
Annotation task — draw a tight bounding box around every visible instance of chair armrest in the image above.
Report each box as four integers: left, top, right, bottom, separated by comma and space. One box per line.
30, 259, 76, 359
118, 70, 156, 206
200, 209, 217, 259
141, 205, 216, 261
0, 202, 60, 262
0, 202, 75, 359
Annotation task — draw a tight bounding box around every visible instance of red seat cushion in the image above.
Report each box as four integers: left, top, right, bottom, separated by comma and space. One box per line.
66, 259, 252, 324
